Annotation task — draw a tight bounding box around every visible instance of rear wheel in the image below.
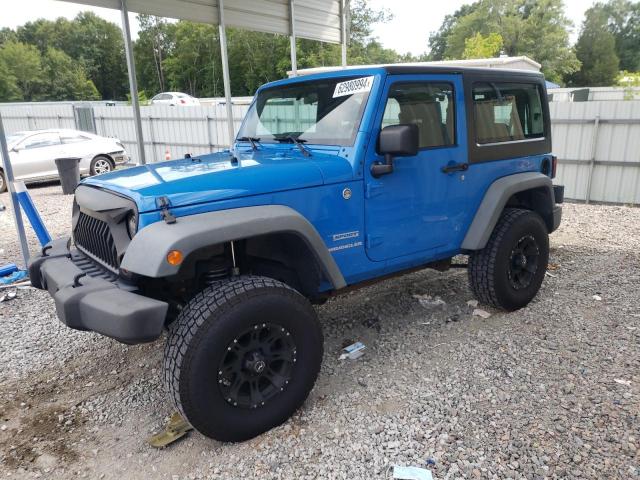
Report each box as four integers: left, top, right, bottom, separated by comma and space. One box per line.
89, 155, 114, 176
163, 275, 323, 442
468, 208, 549, 311
0, 170, 6, 193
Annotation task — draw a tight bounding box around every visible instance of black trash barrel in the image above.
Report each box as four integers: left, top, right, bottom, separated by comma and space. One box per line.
54, 157, 81, 195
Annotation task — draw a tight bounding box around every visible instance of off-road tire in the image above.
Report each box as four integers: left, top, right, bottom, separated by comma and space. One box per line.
468, 208, 549, 311
0, 169, 6, 193
89, 155, 114, 176
163, 275, 323, 442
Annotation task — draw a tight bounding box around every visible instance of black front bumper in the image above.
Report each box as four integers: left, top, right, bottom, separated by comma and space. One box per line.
28, 237, 168, 344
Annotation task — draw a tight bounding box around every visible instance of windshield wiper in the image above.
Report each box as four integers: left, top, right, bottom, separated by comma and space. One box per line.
238, 136, 261, 150
275, 134, 311, 157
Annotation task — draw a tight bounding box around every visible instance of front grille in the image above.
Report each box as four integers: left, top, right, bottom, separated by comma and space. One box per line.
74, 212, 119, 269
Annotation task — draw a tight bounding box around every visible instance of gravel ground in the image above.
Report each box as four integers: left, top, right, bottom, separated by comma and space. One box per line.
0, 182, 639, 480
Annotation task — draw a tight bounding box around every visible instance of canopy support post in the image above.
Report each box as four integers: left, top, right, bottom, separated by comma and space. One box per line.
120, 0, 146, 165
340, 0, 347, 67
218, 0, 235, 148
0, 113, 30, 267
289, 0, 297, 76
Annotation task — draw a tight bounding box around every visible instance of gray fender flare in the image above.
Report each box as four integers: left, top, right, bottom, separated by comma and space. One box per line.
121, 205, 346, 289
461, 172, 555, 250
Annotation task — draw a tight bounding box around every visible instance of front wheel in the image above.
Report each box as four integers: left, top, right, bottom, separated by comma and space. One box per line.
89, 155, 113, 176
163, 276, 323, 442
468, 208, 549, 311
0, 170, 6, 193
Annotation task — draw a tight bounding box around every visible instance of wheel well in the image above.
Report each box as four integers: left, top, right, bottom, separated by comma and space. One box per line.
164, 233, 328, 301
505, 186, 554, 231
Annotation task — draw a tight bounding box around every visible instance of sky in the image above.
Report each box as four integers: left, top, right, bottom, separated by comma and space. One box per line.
2, 0, 596, 57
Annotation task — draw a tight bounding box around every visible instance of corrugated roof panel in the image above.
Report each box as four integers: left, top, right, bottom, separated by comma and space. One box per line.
57, 0, 343, 43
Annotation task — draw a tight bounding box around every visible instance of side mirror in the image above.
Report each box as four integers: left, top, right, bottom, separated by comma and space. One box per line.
11, 146, 20, 153
372, 124, 419, 177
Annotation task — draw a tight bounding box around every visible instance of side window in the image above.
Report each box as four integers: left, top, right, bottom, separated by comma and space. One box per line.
61, 133, 89, 144
381, 82, 455, 148
473, 82, 544, 144
22, 133, 61, 149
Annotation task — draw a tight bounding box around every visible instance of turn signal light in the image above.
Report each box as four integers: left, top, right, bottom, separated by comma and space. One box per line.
167, 250, 184, 266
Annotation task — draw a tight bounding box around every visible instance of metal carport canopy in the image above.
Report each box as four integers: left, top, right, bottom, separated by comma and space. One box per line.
59, 0, 345, 43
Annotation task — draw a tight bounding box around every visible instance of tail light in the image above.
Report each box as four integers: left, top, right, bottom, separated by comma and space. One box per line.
180, 99, 186, 104
551, 155, 558, 179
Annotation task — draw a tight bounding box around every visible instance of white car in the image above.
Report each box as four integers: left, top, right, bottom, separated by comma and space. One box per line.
150, 92, 200, 106
0, 129, 129, 193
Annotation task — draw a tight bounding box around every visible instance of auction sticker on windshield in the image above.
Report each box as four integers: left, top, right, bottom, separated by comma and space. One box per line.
333, 76, 374, 98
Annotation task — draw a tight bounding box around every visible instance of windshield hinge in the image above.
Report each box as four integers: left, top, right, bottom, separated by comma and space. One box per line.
156, 196, 177, 224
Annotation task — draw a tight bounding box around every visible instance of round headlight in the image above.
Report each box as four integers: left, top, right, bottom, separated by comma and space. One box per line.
126, 211, 138, 238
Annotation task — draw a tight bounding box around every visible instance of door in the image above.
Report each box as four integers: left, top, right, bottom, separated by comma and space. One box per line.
364, 74, 468, 262
11, 132, 63, 180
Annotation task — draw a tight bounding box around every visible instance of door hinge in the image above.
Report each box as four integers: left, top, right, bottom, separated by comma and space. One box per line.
156, 196, 177, 224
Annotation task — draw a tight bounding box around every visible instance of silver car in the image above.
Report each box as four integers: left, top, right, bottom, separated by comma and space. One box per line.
0, 129, 129, 192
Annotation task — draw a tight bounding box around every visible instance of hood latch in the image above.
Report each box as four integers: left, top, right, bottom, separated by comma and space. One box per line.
156, 196, 177, 224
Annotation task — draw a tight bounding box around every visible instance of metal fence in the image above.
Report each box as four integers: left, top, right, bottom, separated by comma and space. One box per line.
2, 99, 640, 205
550, 101, 640, 205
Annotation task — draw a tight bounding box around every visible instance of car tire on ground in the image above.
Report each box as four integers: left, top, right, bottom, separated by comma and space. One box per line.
0, 169, 6, 193
163, 275, 323, 442
89, 155, 114, 176
468, 208, 549, 311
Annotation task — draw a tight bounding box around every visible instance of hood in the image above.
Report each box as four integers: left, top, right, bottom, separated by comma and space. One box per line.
82, 147, 353, 212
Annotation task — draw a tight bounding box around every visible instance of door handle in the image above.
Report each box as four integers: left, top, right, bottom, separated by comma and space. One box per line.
441, 162, 468, 174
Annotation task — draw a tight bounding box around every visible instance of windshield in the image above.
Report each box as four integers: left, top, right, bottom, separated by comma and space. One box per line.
237, 76, 374, 146
6, 133, 27, 145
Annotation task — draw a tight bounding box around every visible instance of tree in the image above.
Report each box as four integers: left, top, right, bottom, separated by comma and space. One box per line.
0, 28, 17, 47
38, 47, 101, 101
427, 0, 580, 84
587, 0, 640, 72
16, 14, 128, 100
462, 32, 503, 59
67, 12, 128, 100
0, 57, 21, 101
134, 15, 175, 95
163, 22, 221, 97
428, 4, 479, 61
0, 41, 43, 100
569, 9, 619, 87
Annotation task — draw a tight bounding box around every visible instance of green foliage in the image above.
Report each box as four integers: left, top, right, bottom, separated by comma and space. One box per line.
126, 90, 150, 106
0, 41, 43, 100
569, 8, 620, 87
39, 47, 101, 101
617, 70, 640, 99
587, 0, 640, 72
428, 4, 479, 61
15, 13, 128, 100
428, 0, 580, 84
462, 32, 503, 59
0, 56, 20, 101
134, 15, 175, 95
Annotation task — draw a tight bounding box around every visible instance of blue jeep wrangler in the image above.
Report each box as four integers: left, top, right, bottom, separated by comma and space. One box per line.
29, 65, 563, 442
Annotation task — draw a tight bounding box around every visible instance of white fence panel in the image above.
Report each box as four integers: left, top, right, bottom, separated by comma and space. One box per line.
93, 103, 249, 163
0, 104, 76, 133
550, 101, 640, 204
